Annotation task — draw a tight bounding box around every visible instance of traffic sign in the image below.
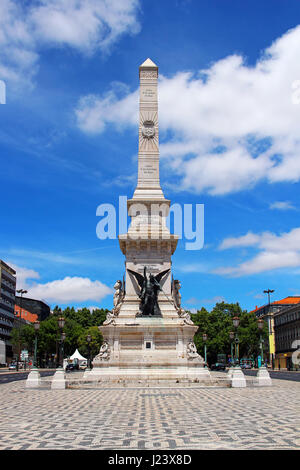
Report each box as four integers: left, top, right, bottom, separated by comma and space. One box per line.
21, 350, 29, 360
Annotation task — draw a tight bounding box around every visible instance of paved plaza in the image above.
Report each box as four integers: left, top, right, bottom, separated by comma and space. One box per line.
0, 374, 299, 450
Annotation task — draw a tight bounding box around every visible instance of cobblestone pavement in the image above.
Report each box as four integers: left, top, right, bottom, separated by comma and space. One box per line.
0, 374, 299, 450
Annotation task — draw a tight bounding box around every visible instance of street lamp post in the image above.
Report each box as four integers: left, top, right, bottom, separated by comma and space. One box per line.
202, 333, 207, 368
61, 332, 66, 369
257, 318, 265, 367
57, 317, 65, 369
51, 316, 66, 389
229, 315, 246, 387
263, 289, 274, 305
263, 288, 275, 369
229, 331, 234, 367
15, 289, 28, 371
33, 321, 40, 368
25, 319, 41, 388
87, 334, 92, 370
256, 317, 272, 386
232, 316, 240, 367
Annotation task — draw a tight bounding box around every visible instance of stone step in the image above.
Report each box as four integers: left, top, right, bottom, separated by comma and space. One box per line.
66, 378, 230, 389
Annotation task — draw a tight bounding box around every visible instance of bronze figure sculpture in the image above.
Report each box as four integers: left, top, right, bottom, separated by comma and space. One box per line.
127, 266, 170, 316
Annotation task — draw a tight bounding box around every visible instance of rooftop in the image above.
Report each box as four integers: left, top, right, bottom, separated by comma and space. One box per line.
251, 296, 300, 313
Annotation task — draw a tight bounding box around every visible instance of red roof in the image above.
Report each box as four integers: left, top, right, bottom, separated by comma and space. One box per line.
250, 296, 300, 313
272, 296, 300, 305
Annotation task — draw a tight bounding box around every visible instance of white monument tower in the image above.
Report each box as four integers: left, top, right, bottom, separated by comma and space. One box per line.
88, 59, 210, 382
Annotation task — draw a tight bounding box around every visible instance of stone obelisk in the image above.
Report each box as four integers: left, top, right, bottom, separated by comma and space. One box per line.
88, 59, 210, 382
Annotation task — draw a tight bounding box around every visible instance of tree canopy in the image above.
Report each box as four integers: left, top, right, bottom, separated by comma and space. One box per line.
10, 302, 268, 367
191, 302, 268, 365
11, 307, 108, 366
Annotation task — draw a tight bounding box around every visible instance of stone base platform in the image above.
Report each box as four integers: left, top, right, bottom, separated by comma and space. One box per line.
84, 364, 211, 382
66, 376, 230, 389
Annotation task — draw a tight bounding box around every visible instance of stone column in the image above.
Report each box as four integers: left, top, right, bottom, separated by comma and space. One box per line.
133, 58, 163, 199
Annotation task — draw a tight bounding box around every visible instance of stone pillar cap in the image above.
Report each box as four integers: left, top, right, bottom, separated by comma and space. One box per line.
139, 58, 158, 69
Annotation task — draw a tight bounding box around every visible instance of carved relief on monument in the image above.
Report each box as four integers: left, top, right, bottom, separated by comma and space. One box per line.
139, 111, 158, 151
172, 279, 194, 325
141, 120, 155, 139
187, 342, 200, 360
140, 70, 158, 79
172, 279, 182, 309
103, 280, 125, 325
93, 341, 111, 362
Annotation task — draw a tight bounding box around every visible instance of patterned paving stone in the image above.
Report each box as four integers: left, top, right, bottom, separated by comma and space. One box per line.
0, 376, 299, 450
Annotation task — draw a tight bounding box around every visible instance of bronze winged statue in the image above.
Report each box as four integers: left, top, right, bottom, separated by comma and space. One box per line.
127, 266, 170, 316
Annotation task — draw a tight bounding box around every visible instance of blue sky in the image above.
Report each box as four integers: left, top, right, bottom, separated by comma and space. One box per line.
1, 0, 300, 311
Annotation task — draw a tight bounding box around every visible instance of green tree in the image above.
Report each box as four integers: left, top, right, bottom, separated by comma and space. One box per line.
90, 308, 109, 327
77, 326, 103, 359
191, 301, 267, 365
11, 324, 35, 357
37, 315, 61, 365
63, 318, 84, 357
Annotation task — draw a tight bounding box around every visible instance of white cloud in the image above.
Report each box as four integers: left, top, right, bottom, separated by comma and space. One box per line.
76, 86, 138, 134
30, 0, 140, 53
218, 232, 261, 250
0, 0, 38, 87
214, 227, 300, 276
176, 263, 208, 273
269, 201, 296, 210
9, 262, 40, 290
9, 263, 112, 303
0, 0, 141, 87
186, 295, 225, 305
27, 276, 112, 303
76, 25, 300, 195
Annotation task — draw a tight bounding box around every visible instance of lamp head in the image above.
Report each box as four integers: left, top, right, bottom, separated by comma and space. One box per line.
257, 318, 264, 330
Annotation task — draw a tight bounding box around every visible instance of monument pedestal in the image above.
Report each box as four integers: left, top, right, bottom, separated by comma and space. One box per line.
87, 320, 210, 382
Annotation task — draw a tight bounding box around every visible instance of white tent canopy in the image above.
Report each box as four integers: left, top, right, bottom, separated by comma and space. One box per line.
69, 349, 87, 361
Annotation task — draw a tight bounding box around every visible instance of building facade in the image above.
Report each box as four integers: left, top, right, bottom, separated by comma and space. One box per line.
0, 260, 16, 362
274, 304, 300, 370
251, 296, 300, 369
15, 296, 50, 322
14, 305, 38, 323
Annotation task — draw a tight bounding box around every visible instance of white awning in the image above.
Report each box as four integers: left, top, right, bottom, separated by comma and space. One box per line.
69, 349, 87, 361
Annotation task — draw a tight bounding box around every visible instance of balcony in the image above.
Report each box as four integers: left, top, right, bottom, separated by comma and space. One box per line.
1, 270, 16, 284
0, 302, 14, 316
1, 277, 16, 294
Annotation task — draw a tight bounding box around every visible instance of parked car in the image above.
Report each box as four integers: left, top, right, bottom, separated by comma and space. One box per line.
241, 363, 252, 369
210, 362, 226, 371
65, 363, 79, 372
8, 363, 17, 370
